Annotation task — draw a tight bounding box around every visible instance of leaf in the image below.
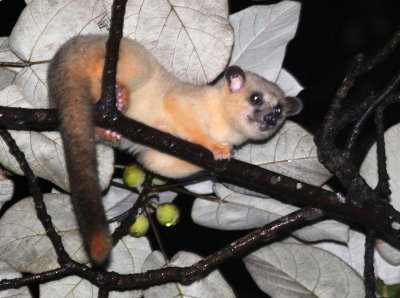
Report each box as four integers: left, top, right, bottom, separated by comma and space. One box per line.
142, 251, 235, 298
229, 1, 300, 82
108, 234, 152, 275
40, 234, 152, 297
0, 171, 14, 210
0, 85, 114, 192
192, 183, 348, 242
244, 243, 364, 298
0, 260, 31, 297
184, 179, 214, 195
314, 229, 400, 286
0, 194, 88, 273
375, 250, 400, 286
0, 37, 19, 92
104, 0, 233, 84
40, 276, 145, 298
359, 123, 400, 272
311, 234, 363, 277
233, 120, 332, 186
376, 240, 400, 266
141, 250, 165, 271
373, 238, 400, 285
10, 0, 109, 108
276, 68, 303, 97
360, 124, 400, 211
40, 276, 99, 298
0, 191, 155, 276
10, 0, 232, 104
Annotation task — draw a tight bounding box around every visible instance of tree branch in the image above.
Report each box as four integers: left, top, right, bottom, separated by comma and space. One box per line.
0, 100, 399, 243
314, 25, 400, 230
0, 208, 322, 291
0, 129, 70, 264
374, 106, 391, 199
314, 23, 400, 298
97, 0, 127, 122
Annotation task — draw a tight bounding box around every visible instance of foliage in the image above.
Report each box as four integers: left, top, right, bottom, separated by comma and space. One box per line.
0, 0, 399, 297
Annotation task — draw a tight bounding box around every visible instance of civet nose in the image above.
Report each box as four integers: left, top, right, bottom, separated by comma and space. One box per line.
264, 113, 277, 126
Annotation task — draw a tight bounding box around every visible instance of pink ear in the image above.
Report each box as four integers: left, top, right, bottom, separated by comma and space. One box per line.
229, 75, 245, 92
225, 65, 246, 93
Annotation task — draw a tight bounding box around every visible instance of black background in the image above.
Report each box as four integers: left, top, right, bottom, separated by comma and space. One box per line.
1, 0, 400, 297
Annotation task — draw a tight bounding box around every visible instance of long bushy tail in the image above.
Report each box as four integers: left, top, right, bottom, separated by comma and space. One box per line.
48, 43, 111, 265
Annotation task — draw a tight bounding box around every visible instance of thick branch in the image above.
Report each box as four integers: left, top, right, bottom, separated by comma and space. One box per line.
112, 113, 400, 243
0, 105, 398, 242
0, 107, 58, 130
0, 208, 322, 291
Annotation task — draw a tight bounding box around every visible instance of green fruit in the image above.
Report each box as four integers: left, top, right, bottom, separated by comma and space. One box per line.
123, 164, 145, 187
152, 176, 167, 186
129, 214, 149, 237
156, 203, 180, 227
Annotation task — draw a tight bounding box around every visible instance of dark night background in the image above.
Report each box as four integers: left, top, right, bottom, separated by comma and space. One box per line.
1, 0, 400, 297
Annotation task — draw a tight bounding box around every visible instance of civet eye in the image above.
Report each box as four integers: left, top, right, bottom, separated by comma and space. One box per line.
274, 104, 282, 115
249, 92, 263, 106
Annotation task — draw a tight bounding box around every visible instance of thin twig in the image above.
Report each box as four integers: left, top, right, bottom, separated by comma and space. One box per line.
145, 206, 169, 262
98, 287, 110, 298
0, 129, 70, 264
374, 106, 391, 198
320, 54, 364, 142
364, 229, 377, 298
362, 26, 400, 73
363, 105, 391, 297
344, 70, 400, 157
334, 92, 400, 135
111, 175, 154, 245
321, 26, 400, 143
0, 60, 50, 67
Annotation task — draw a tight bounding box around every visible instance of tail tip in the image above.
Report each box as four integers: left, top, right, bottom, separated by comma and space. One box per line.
90, 231, 112, 265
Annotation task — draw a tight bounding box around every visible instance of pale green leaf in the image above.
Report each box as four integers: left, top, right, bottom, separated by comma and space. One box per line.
104, 0, 233, 84
142, 251, 235, 298
234, 121, 331, 186
229, 1, 300, 82
244, 243, 364, 298
0, 37, 19, 91
192, 183, 348, 242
